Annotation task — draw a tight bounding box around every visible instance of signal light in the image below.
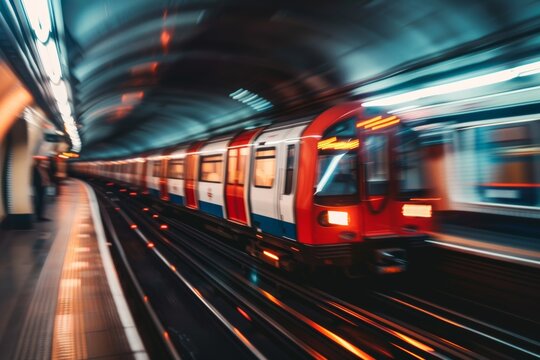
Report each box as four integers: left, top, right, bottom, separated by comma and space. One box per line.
119, 189, 127, 192
129, 192, 137, 196
147, 242, 155, 248
152, 214, 159, 219
130, 224, 138, 229
160, 224, 168, 230
143, 207, 149, 211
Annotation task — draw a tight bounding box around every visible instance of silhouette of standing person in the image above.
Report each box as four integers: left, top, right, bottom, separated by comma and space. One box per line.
33, 158, 50, 221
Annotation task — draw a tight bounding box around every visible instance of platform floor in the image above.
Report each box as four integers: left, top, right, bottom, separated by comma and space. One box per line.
0, 180, 146, 359
430, 223, 540, 268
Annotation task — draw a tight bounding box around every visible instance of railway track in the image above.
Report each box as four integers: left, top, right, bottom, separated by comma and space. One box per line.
93, 179, 540, 359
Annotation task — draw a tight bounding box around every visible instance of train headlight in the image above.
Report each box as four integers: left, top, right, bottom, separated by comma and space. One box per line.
402, 204, 432, 218
320, 210, 350, 226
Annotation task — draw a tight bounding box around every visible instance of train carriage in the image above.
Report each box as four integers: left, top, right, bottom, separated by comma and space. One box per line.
77, 101, 434, 274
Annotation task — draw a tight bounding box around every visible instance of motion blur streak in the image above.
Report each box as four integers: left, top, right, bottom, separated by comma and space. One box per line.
236, 307, 251, 322
390, 332, 434, 353
380, 294, 540, 358
392, 344, 425, 360
261, 290, 374, 360
328, 301, 439, 356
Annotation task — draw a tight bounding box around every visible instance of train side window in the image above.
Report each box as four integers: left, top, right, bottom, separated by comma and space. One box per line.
254, 148, 276, 188
365, 135, 389, 196
200, 155, 223, 183
284, 145, 295, 195
168, 159, 184, 179
153, 161, 162, 177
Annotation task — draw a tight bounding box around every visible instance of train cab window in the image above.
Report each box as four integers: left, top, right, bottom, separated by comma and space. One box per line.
200, 155, 223, 183
284, 145, 295, 195
365, 135, 389, 196
254, 148, 276, 188
152, 161, 162, 177
168, 159, 184, 179
314, 152, 358, 204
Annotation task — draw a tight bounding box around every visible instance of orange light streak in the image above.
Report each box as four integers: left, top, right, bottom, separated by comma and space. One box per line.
391, 332, 434, 353
329, 301, 435, 355
261, 290, 374, 360
371, 118, 400, 130
356, 116, 382, 128
364, 115, 397, 129
262, 250, 279, 261
318, 137, 359, 150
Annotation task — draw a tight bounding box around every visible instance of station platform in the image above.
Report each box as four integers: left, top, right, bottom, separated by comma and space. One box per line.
429, 222, 540, 268
0, 179, 147, 360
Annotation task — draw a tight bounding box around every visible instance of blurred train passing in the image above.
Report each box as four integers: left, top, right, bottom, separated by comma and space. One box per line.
449, 118, 539, 214
73, 102, 436, 274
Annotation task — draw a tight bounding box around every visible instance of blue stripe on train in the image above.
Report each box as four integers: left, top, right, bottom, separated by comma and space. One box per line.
251, 213, 297, 240
169, 193, 184, 206
199, 200, 224, 218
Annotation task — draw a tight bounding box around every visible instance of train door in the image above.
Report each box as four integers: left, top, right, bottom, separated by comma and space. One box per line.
141, 159, 148, 193
225, 129, 261, 225
167, 150, 186, 205
276, 126, 305, 240
226, 147, 248, 223
251, 145, 280, 235
184, 142, 202, 209
159, 157, 169, 201
360, 127, 393, 236
250, 126, 302, 238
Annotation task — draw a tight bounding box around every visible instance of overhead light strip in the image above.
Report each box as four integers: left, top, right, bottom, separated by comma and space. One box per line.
362, 59, 540, 108
21, 0, 81, 153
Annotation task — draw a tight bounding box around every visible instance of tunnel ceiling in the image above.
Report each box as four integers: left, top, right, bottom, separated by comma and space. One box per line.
52, 0, 540, 159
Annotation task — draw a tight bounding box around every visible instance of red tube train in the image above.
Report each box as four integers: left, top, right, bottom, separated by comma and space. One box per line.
74, 101, 434, 274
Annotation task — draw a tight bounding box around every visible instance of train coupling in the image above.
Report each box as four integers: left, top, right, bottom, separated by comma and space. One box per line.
374, 248, 407, 274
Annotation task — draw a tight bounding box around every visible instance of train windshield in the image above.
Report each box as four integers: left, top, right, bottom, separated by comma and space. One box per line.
397, 128, 427, 198
314, 150, 359, 204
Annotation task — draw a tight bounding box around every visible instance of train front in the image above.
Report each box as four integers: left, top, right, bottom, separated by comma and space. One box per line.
297, 108, 434, 274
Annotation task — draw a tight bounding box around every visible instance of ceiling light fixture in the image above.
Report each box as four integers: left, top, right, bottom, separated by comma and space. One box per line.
35, 40, 62, 84
229, 88, 273, 112
21, 0, 51, 43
